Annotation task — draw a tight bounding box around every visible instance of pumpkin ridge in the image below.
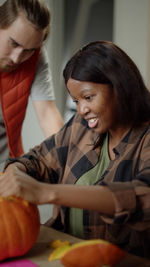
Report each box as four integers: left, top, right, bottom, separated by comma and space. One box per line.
4, 200, 22, 257
1, 200, 18, 259
0, 201, 9, 260
9, 199, 38, 256
9, 200, 26, 254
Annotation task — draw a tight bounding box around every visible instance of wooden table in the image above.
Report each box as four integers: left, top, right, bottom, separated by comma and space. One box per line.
24, 225, 150, 267
2, 226, 150, 267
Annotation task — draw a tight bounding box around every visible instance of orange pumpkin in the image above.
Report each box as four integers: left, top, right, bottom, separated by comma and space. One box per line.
0, 195, 40, 261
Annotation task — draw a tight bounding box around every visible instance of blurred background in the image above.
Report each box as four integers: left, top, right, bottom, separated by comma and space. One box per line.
1, 0, 150, 223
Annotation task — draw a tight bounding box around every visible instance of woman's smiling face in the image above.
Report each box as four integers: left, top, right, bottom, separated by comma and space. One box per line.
67, 78, 119, 134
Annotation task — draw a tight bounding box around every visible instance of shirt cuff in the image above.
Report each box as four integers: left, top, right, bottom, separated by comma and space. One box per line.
102, 182, 137, 224
4, 157, 37, 178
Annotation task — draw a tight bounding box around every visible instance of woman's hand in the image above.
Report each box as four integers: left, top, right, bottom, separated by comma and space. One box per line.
0, 163, 45, 204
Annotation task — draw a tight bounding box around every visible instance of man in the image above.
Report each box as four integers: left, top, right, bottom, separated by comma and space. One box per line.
0, 0, 64, 166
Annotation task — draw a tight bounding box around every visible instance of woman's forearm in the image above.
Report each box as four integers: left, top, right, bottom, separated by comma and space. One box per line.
1, 163, 115, 216
42, 183, 115, 216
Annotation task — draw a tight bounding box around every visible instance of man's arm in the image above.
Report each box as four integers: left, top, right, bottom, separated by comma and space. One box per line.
33, 100, 64, 137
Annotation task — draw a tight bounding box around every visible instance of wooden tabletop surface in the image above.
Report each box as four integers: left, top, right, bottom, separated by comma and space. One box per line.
2, 225, 149, 266
22, 225, 150, 267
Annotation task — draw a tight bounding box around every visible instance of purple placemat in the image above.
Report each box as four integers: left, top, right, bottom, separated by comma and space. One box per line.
0, 259, 39, 267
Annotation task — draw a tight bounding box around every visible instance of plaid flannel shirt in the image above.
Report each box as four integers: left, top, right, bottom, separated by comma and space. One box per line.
6, 114, 150, 257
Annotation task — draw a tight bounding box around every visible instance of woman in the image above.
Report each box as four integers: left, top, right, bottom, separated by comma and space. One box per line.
1, 41, 150, 257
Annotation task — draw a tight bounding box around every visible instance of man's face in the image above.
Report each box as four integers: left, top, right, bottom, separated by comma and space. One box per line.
0, 13, 44, 72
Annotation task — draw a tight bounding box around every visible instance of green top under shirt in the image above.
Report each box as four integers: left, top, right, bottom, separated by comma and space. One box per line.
69, 134, 110, 238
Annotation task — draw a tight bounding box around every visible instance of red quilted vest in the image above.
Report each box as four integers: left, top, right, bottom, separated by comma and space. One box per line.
0, 50, 40, 157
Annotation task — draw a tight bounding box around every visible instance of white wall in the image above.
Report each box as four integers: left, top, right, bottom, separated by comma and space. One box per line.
113, 0, 149, 86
